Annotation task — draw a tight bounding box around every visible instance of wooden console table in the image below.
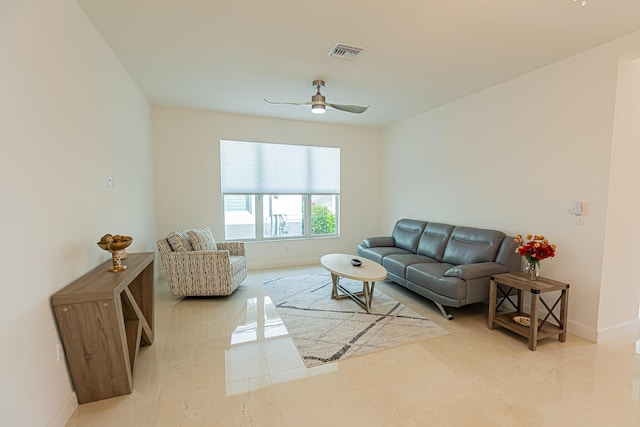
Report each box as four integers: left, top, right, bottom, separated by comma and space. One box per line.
51, 252, 154, 403
488, 272, 569, 351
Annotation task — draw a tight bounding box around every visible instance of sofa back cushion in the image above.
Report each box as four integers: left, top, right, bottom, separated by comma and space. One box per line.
443, 226, 505, 265
417, 222, 455, 261
391, 219, 427, 253
495, 236, 519, 269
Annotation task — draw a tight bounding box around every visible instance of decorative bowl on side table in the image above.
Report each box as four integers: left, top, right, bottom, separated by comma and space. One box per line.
97, 236, 133, 272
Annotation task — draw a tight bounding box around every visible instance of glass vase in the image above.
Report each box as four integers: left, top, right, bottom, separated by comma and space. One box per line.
523, 260, 540, 281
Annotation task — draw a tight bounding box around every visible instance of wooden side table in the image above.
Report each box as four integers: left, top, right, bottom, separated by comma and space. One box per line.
488, 272, 569, 351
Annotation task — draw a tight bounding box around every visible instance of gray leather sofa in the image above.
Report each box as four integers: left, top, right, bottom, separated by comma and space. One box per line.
357, 219, 519, 319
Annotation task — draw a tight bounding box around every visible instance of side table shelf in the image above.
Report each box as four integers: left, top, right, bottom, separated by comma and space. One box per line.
492, 312, 564, 341
488, 272, 569, 351
51, 252, 155, 403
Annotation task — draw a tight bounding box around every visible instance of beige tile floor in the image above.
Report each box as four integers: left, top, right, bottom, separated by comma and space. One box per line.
67, 265, 640, 427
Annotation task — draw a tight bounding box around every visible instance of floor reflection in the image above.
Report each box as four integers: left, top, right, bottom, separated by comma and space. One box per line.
225, 295, 336, 395
230, 296, 288, 345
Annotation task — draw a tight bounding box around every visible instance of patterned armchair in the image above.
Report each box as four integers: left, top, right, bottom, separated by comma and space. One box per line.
157, 228, 247, 296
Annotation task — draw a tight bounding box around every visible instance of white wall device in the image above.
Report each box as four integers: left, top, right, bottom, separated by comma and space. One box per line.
569, 201, 584, 225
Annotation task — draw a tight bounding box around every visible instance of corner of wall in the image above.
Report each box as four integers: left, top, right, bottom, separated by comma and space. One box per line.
47, 392, 77, 427
568, 320, 598, 342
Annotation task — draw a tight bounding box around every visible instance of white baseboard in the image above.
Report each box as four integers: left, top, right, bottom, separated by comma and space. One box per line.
247, 258, 320, 271
596, 318, 640, 342
48, 391, 77, 427
567, 319, 598, 342
157, 258, 319, 277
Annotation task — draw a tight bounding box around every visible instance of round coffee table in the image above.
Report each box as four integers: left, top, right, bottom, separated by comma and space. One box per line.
320, 253, 387, 313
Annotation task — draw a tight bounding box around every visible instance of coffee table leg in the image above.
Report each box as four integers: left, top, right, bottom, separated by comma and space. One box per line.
363, 281, 370, 311
331, 273, 339, 299
362, 281, 376, 312
331, 278, 376, 313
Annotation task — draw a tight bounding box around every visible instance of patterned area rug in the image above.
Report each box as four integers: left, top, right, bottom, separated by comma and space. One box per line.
263, 274, 449, 367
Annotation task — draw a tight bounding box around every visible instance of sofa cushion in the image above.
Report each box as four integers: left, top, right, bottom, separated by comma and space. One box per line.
166, 230, 193, 252
406, 263, 466, 300
416, 222, 454, 261
188, 227, 218, 251
442, 227, 505, 266
357, 245, 412, 264
383, 254, 437, 278
391, 219, 427, 253
495, 236, 518, 267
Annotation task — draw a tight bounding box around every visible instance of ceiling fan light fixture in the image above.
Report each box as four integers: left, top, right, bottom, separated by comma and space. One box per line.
311, 91, 326, 114
311, 104, 326, 114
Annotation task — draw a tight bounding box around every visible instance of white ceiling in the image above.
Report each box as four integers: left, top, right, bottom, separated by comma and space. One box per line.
76, 0, 640, 128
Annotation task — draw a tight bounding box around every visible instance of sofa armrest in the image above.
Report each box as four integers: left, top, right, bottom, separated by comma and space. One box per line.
444, 262, 510, 280
361, 236, 395, 248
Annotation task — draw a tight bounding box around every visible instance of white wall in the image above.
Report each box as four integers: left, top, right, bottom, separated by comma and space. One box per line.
382, 31, 640, 341
599, 56, 640, 338
152, 107, 384, 269
0, 1, 155, 426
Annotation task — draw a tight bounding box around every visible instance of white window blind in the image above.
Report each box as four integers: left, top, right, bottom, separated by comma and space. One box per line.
220, 140, 340, 194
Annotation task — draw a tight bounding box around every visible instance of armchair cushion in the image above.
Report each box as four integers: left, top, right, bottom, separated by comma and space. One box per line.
188, 227, 218, 251
166, 230, 193, 252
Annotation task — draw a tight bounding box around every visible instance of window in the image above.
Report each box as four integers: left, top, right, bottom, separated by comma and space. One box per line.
221, 140, 340, 241
223, 195, 256, 240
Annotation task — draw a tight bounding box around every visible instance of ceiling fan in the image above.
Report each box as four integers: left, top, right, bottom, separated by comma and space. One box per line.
264, 80, 368, 115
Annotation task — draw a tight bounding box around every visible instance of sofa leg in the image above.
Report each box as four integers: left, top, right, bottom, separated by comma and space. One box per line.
434, 302, 453, 320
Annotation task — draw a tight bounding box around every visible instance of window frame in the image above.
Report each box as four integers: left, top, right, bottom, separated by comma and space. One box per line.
222, 193, 340, 242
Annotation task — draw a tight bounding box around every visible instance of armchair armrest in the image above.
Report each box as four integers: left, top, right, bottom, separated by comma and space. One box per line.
168, 250, 231, 274
217, 242, 246, 257
444, 262, 510, 280
361, 236, 395, 248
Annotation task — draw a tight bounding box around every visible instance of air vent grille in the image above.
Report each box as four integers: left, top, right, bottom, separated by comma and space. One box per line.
327, 43, 364, 60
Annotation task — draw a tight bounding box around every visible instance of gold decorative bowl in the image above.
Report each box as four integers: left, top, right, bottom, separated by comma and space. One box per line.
97, 238, 133, 272
97, 240, 132, 252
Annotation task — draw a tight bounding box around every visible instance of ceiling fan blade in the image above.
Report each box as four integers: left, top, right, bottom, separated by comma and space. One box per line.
263, 98, 312, 106
326, 102, 369, 114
